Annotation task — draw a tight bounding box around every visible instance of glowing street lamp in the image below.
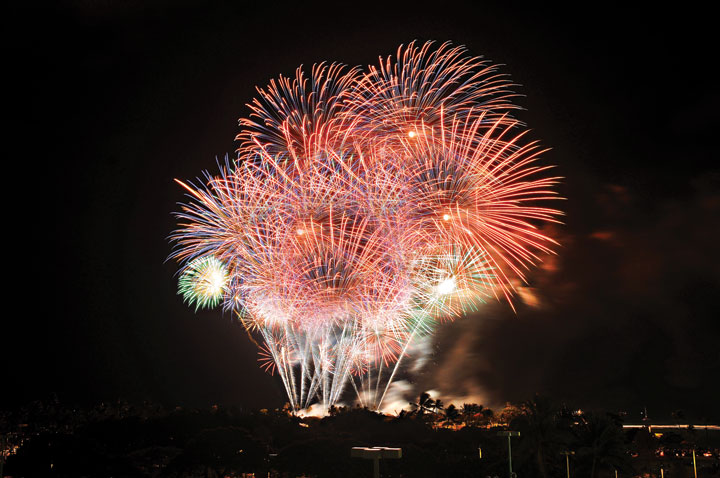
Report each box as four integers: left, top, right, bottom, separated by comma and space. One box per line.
351, 446, 402, 478
497, 431, 520, 478
561, 450, 575, 478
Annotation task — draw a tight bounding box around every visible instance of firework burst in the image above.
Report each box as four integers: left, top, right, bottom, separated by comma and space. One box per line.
178, 255, 229, 311
171, 41, 562, 412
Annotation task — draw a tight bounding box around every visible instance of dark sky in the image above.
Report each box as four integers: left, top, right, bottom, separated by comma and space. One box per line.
5, 2, 718, 420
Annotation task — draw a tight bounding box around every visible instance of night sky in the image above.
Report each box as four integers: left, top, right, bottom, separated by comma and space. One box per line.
6, 2, 719, 420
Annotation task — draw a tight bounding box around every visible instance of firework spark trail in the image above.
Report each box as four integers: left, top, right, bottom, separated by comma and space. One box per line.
170, 41, 562, 412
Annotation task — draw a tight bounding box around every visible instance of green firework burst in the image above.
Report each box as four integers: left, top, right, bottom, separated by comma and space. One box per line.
178, 256, 228, 311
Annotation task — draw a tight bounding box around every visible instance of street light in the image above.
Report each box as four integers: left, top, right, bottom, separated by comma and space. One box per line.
351, 446, 402, 478
561, 450, 575, 478
497, 431, 520, 478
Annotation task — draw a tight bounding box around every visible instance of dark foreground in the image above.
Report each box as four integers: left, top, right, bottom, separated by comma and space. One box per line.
2, 396, 719, 478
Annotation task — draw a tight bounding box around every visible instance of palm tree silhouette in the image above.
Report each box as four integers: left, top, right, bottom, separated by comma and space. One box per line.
409, 392, 436, 417
574, 412, 628, 478
444, 404, 461, 428
510, 395, 570, 478
462, 403, 494, 427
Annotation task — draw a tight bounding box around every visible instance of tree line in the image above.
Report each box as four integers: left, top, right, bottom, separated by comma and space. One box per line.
1, 394, 718, 478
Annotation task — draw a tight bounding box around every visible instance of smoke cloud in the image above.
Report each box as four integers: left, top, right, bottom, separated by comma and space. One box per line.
391, 177, 720, 420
